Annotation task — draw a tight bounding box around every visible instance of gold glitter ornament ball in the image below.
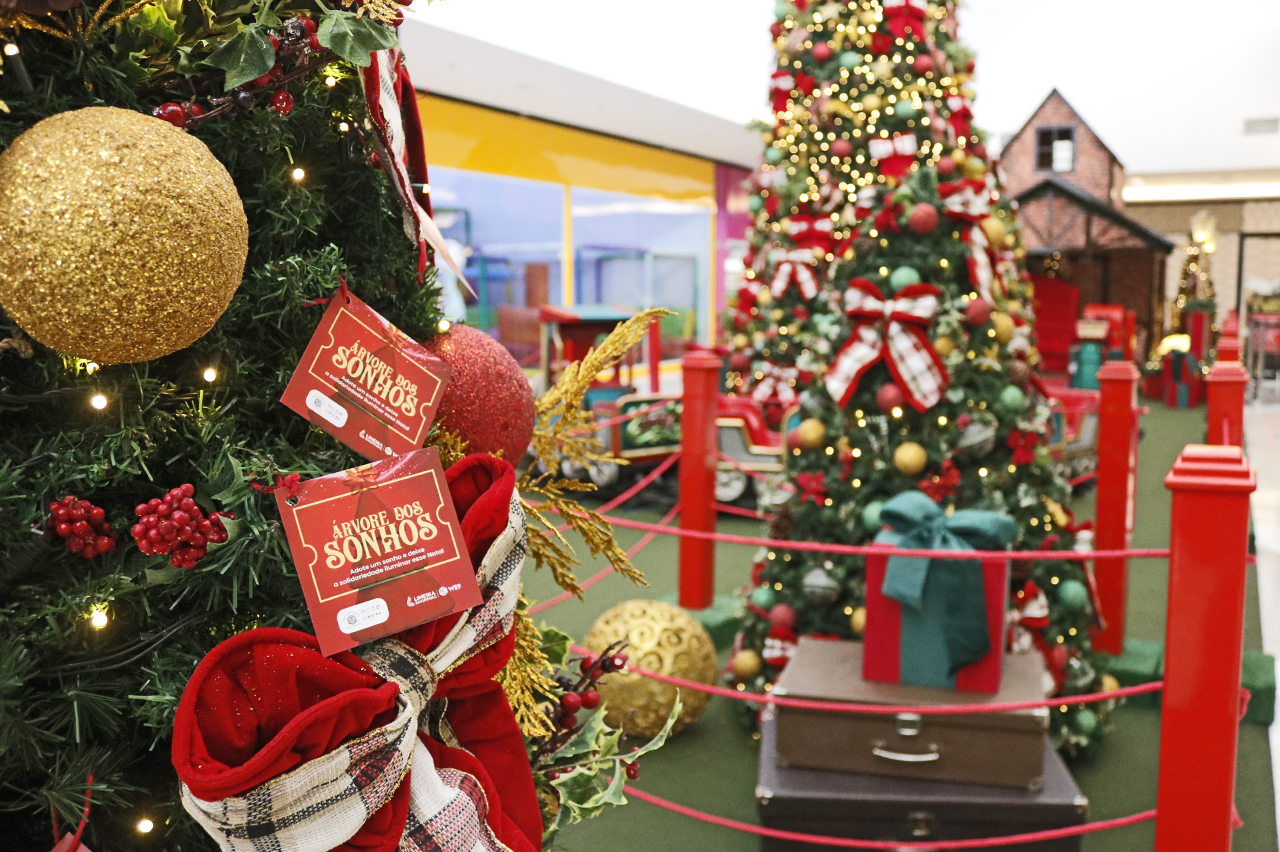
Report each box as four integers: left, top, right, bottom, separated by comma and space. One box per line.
584, 600, 717, 738
0, 107, 248, 364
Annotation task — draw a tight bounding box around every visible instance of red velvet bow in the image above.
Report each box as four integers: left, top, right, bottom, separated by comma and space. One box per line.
1007, 429, 1039, 465
883, 0, 928, 39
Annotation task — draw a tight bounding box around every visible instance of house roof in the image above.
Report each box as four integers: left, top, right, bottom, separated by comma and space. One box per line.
397, 19, 761, 169
1015, 177, 1175, 253
1001, 89, 1122, 168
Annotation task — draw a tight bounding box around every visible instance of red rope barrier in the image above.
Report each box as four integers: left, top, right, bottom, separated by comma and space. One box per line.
623, 785, 1156, 849
716, 451, 796, 492
1067, 470, 1098, 487
570, 643, 1160, 714
570, 399, 674, 436
715, 502, 773, 520
582, 513, 1172, 562
529, 504, 680, 616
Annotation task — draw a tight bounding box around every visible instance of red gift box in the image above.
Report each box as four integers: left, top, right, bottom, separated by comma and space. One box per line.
863, 545, 1009, 694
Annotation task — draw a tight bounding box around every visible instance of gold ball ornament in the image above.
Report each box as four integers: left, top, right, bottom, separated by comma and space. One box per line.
584, 600, 717, 737
0, 107, 247, 364
858, 9, 878, 26
992, 312, 1016, 344
1100, 673, 1121, 693
732, 333, 750, 349
756, 287, 773, 305
893, 441, 928, 476
850, 605, 867, 636
731, 649, 763, 680
979, 215, 1007, 246
862, 92, 883, 112
963, 158, 988, 180
1005, 299, 1023, 315
796, 417, 827, 449
934, 336, 955, 357
950, 148, 968, 166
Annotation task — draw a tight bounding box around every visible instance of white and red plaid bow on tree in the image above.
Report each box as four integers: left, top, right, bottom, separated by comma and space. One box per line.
823, 278, 950, 411
769, 248, 821, 300
753, 360, 800, 405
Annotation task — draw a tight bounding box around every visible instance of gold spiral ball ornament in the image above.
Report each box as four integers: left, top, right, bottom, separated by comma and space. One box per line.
0, 107, 248, 364
584, 600, 717, 738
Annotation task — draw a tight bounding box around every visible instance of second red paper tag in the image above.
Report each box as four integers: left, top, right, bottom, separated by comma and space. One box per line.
275, 447, 482, 656
282, 290, 450, 461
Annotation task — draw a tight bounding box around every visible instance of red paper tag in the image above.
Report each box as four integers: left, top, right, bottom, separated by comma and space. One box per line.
281, 291, 450, 461
275, 447, 482, 656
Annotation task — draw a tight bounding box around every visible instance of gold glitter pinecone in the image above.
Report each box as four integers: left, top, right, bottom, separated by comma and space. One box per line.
584, 599, 717, 738
0, 106, 248, 364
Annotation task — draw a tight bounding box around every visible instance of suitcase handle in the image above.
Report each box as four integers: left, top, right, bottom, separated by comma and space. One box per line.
871, 742, 941, 763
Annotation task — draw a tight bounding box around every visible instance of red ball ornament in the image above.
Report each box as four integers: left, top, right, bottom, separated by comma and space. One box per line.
270, 91, 295, 116
768, 603, 796, 631
875, 382, 905, 413
964, 298, 993, 327
769, 20, 784, 39
936, 156, 957, 177
830, 138, 853, 159
811, 42, 833, 63
907, 203, 939, 234
424, 324, 536, 463
912, 53, 934, 74
728, 351, 752, 372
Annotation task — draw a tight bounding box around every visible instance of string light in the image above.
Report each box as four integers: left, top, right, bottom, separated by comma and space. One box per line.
325, 76, 337, 87
437, 319, 452, 332
85, 361, 99, 374
2, 43, 17, 56
338, 121, 350, 132
202, 367, 218, 382
978, 467, 988, 477
89, 607, 108, 629
137, 818, 154, 833
937, 416, 947, 425
90, 393, 108, 410
291, 167, 305, 181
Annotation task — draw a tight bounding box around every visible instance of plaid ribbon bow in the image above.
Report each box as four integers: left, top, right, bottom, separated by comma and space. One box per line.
823, 278, 950, 411
753, 360, 800, 405
178, 489, 529, 852
786, 214, 835, 253
769, 248, 821, 300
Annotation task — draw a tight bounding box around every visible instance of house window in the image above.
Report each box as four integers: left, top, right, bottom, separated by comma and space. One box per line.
1036, 127, 1074, 172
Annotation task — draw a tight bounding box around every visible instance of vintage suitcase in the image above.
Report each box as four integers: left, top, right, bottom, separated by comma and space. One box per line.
757, 709, 1087, 852
774, 638, 1050, 789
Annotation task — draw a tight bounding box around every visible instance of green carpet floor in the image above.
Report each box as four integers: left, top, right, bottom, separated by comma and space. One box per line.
523, 405, 1275, 851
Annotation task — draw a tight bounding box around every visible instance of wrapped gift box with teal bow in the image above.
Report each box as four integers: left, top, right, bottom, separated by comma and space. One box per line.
863, 491, 1019, 694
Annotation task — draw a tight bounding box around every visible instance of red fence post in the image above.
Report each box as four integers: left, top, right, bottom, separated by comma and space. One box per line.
1155, 445, 1256, 852
678, 349, 720, 609
1206, 359, 1248, 447
1092, 361, 1141, 655
1217, 335, 1242, 363
648, 319, 662, 394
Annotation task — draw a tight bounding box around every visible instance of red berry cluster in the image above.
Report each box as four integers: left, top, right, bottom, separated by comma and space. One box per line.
152, 101, 205, 129
542, 648, 640, 781
130, 484, 231, 569
44, 496, 116, 558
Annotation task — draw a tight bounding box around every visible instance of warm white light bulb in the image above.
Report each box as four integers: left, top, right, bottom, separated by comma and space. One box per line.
90, 393, 108, 410
90, 609, 108, 629
3, 43, 18, 56
291, 167, 305, 181
325, 76, 337, 87
338, 121, 350, 132
85, 361, 99, 374
137, 818, 154, 833
203, 367, 218, 382
437, 319, 452, 333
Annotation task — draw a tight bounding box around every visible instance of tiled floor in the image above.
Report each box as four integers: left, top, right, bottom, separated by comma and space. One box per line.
1246, 403, 1280, 833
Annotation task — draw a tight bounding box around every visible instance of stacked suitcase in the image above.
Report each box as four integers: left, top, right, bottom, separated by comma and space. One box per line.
756, 638, 1088, 850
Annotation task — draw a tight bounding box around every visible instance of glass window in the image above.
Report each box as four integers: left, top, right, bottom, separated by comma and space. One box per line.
1035, 127, 1074, 172
570, 186, 712, 354
429, 166, 564, 364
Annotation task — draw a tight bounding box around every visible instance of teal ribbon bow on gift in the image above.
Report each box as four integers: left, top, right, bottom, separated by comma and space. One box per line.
879, 491, 1019, 678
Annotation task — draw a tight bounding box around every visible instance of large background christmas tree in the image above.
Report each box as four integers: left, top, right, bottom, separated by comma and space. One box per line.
724, 0, 1110, 753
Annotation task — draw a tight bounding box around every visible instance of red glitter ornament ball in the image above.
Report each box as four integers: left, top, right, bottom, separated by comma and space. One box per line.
964, 298, 993, 328
912, 53, 934, 74
875, 382, 905, 412
830, 138, 853, 159
424, 324, 536, 463
907, 202, 939, 234
811, 41, 833, 63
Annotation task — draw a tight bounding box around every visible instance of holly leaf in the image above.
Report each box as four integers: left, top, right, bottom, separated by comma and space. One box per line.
135, 3, 180, 47
316, 10, 397, 68
537, 623, 572, 666
204, 23, 274, 89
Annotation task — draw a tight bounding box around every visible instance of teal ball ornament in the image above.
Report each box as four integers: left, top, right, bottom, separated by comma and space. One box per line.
1056, 578, 1090, 612
891, 102, 918, 121
1073, 707, 1098, 736
750, 585, 777, 609
996, 384, 1026, 414
862, 500, 886, 530
748, 194, 765, 213
888, 266, 922, 291
766, 147, 784, 165
839, 51, 861, 70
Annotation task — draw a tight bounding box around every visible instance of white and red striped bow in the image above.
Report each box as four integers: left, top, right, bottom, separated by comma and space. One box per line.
823, 278, 950, 411
965, 224, 996, 304
787, 214, 835, 252
770, 248, 820, 300
938, 177, 991, 221
753, 360, 800, 405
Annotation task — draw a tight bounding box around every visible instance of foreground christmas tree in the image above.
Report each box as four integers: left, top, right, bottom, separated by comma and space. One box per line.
0, 4, 661, 850
725, 0, 1112, 752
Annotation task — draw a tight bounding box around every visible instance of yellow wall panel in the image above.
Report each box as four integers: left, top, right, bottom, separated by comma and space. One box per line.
416, 93, 716, 204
